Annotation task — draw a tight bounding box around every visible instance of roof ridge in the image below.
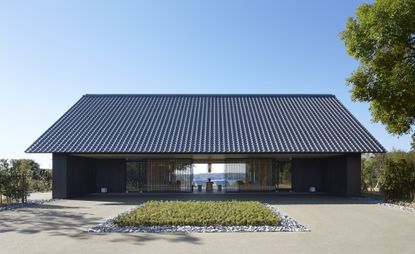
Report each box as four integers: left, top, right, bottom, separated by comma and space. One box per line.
84, 94, 336, 97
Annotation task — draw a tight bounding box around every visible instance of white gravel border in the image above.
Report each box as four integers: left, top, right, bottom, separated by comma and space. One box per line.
353, 197, 415, 213
379, 202, 415, 213
87, 203, 309, 233
0, 199, 54, 212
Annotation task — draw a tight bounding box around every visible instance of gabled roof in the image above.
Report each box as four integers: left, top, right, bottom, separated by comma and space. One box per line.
26, 94, 385, 154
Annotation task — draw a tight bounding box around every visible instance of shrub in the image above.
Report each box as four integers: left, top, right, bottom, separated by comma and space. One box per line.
361, 154, 385, 192
0, 159, 7, 204
0, 159, 34, 204
31, 168, 52, 192
115, 201, 280, 227
380, 152, 415, 202
31, 179, 51, 192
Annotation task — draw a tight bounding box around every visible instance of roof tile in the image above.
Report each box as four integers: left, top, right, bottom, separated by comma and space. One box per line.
26, 94, 386, 153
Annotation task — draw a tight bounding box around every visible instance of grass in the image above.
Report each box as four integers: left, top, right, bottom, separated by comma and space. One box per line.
114, 201, 280, 227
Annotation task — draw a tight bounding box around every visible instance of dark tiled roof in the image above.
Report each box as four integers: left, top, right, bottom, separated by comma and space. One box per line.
26, 94, 385, 153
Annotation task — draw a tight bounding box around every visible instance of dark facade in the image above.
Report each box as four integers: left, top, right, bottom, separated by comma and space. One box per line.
52, 153, 361, 198
52, 154, 126, 198
27, 94, 385, 198
291, 154, 361, 196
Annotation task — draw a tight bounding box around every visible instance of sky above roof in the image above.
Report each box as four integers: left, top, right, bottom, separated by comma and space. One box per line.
0, 0, 410, 168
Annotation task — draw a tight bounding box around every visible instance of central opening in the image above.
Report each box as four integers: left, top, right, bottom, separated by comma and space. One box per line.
125, 159, 292, 193
193, 163, 226, 193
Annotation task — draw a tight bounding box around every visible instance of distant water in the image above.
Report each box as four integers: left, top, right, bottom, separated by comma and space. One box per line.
193, 179, 227, 185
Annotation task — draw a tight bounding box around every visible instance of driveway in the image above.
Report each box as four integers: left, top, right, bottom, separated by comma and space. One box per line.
0, 194, 414, 254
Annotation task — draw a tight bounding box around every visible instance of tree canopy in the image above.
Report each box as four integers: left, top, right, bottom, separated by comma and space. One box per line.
341, 0, 415, 136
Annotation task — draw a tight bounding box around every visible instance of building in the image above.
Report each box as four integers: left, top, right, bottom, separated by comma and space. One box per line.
26, 94, 385, 198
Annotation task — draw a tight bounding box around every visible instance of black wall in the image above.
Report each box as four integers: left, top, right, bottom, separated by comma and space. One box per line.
52, 153, 361, 198
52, 154, 68, 198
291, 154, 361, 196
66, 156, 96, 197
291, 158, 324, 192
322, 155, 347, 195
95, 159, 126, 193
52, 154, 126, 198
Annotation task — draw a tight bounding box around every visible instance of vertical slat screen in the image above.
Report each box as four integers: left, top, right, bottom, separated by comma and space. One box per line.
126, 159, 193, 192
225, 159, 275, 192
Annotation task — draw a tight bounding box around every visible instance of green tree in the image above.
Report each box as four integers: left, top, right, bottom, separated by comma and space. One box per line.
361, 153, 386, 192
12, 160, 33, 203
31, 167, 52, 192
2, 160, 33, 203
28, 159, 52, 192
341, 0, 415, 136
0, 159, 9, 204
380, 151, 415, 201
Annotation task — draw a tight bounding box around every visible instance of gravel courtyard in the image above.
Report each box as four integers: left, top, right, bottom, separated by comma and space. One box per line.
0, 194, 414, 254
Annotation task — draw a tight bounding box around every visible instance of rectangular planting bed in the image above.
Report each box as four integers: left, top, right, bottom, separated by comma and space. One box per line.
115, 201, 280, 227
89, 200, 309, 233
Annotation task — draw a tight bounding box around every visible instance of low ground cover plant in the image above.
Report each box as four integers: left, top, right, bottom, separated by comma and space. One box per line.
115, 201, 280, 227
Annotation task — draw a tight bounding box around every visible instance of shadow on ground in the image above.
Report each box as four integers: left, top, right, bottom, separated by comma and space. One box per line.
0, 193, 378, 246
0, 203, 97, 238
0, 200, 202, 245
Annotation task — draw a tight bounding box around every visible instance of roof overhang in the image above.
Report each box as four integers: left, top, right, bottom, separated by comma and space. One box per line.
69, 152, 348, 162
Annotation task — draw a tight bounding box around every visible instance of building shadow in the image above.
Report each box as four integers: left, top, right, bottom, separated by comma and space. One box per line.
0, 201, 202, 245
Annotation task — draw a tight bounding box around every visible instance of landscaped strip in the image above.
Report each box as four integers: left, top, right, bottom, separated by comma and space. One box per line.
114, 201, 280, 227
88, 201, 309, 233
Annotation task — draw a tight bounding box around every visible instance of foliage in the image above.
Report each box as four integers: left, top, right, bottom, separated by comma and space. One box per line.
0, 159, 8, 204
31, 178, 52, 192
380, 151, 415, 201
31, 168, 52, 192
361, 153, 385, 191
115, 201, 280, 227
341, 0, 415, 136
0, 159, 32, 203
0, 159, 51, 204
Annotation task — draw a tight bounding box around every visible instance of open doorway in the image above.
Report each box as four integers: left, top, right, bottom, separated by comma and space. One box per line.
193, 163, 226, 193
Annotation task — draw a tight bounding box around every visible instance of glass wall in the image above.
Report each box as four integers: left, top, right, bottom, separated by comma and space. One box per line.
126, 159, 193, 192
276, 161, 292, 189
126, 158, 291, 193
225, 159, 275, 192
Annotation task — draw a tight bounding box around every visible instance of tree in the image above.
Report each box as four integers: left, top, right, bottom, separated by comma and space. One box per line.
380, 151, 415, 201
31, 168, 52, 192
11, 160, 33, 203
2, 160, 33, 203
411, 133, 415, 151
361, 153, 386, 192
341, 0, 415, 137
0, 159, 9, 204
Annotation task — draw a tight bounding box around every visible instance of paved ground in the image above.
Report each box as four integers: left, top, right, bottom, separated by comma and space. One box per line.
28, 192, 52, 201
0, 194, 414, 254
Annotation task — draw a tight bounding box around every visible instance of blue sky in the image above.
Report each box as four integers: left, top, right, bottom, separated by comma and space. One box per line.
0, 0, 411, 168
